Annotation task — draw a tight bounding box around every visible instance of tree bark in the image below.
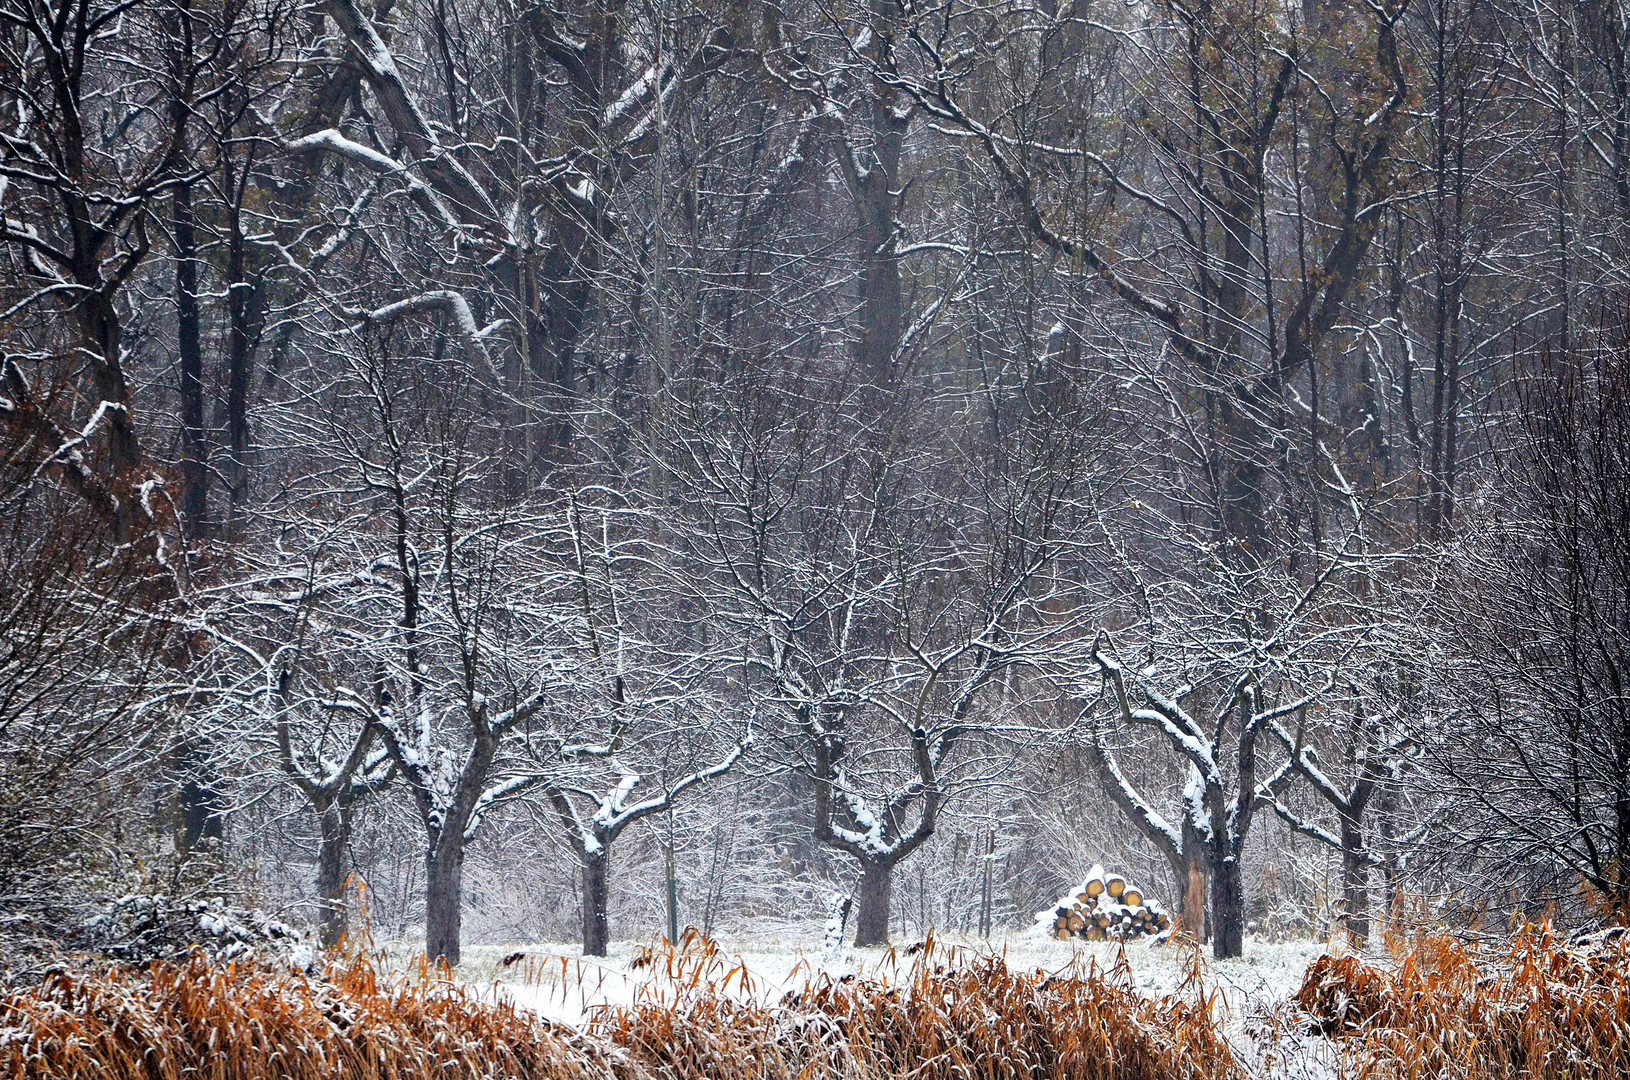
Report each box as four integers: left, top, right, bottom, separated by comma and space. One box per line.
314, 797, 350, 949
1340, 813, 1370, 948
1183, 851, 1209, 941
424, 832, 464, 966
853, 859, 893, 947
174, 183, 207, 538
223, 211, 263, 524
1210, 854, 1245, 959
581, 847, 610, 956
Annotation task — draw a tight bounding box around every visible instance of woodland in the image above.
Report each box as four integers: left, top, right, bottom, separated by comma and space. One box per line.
2, 0, 1628, 979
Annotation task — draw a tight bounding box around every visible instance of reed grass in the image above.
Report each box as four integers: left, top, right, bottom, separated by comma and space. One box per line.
0, 952, 621, 1080
31, 925, 1627, 1080
0, 933, 1238, 1080
1296, 926, 1630, 1079
596, 931, 1240, 1080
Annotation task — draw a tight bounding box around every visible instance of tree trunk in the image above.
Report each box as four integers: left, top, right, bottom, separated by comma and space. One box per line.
581, 846, 610, 957
1183, 852, 1209, 942
170, 741, 225, 852
856, 197, 902, 383
1210, 853, 1245, 959
852, 859, 893, 947
223, 230, 262, 524
174, 183, 207, 538
1340, 814, 1370, 948
315, 797, 350, 950
1378, 792, 1398, 935
424, 832, 464, 967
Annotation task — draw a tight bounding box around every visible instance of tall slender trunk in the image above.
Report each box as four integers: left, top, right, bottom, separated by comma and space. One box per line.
581, 847, 610, 956
853, 859, 893, 947
315, 797, 351, 949
224, 240, 260, 524
424, 831, 464, 966
174, 183, 207, 538
1210, 854, 1245, 959
1378, 790, 1399, 934
846, 0, 909, 387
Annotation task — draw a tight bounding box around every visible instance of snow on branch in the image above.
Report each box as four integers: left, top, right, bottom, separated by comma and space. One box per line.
344, 291, 504, 378
548, 729, 751, 855
285, 130, 463, 234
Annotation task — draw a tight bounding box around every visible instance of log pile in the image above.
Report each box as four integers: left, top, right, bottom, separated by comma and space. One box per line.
1035, 864, 1171, 942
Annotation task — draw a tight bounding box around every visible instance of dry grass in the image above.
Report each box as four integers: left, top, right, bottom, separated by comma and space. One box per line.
0, 952, 623, 1080
596, 931, 1240, 1080
1296, 926, 1630, 1078
0, 932, 1242, 1080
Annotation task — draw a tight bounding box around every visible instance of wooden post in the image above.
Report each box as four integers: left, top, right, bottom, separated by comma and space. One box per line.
978, 827, 995, 938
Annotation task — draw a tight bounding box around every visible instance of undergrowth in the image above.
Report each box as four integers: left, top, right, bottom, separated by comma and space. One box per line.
13, 925, 1630, 1080
0, 934, 1238, 1080
1296, 925, 1630, 1079
0, 952, 621, 1080
598, 931, 1240, 1080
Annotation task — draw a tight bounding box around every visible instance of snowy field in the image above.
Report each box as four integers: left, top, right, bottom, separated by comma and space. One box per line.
437, 929, 1337, 1028
428, 929, 1351, 1078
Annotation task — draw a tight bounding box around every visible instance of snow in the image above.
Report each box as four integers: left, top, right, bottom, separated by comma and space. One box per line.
453, 931, 1343, 1080
444, 928, 1340, 1039
601, 63, 664, 130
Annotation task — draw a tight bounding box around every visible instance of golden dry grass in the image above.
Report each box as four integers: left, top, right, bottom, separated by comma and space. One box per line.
0, 952, 622, 1080
0, 934, 1240, 1080
1296, 926, 1630, 1079
596, 932, 1240, 1080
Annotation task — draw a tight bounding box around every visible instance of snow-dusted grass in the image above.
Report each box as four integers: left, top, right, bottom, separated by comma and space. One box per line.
440, 928, 1348, 1079
453, 929, 1335, 1023
19, 927, 1622, 1080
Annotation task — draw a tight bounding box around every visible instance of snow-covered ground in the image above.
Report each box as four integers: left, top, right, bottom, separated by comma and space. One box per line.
441, 929, 1338, 1029
386, 928, 1352, 1079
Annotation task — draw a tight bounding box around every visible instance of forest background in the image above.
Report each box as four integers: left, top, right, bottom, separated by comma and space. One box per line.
2, 0, 1626, 972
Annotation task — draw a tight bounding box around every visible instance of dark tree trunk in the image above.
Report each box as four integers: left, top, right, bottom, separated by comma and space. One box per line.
1210, 853, 1245, 959
844, 3, 910, 387
74, 292, 142, 493
1378, 791, 1399, 934
223, 234, 262, 522
853, 859, 893, 947
856, 198, 902, 383
1340, 814, 1370, 948
424, 832, 464, 966
171, 741, 225, 852
581, 847, 610, 957
539, 220, 589, 457
315, 797, 350, 949
174, 183, 207, 538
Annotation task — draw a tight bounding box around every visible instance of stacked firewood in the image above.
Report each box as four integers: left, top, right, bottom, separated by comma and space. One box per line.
1036, 864, 1171, 942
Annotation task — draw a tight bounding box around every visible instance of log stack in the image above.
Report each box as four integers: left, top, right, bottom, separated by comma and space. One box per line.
1034, 864, 1171, 942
